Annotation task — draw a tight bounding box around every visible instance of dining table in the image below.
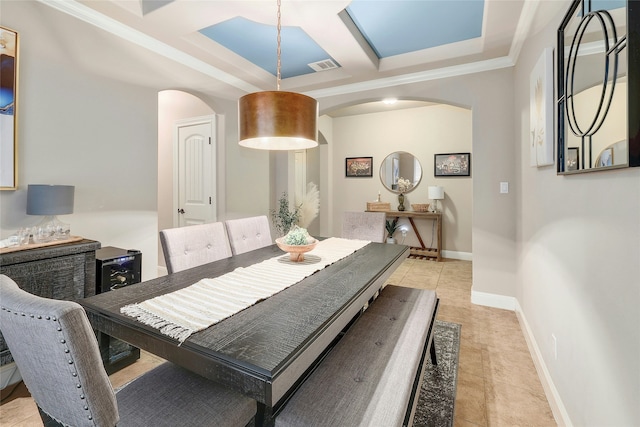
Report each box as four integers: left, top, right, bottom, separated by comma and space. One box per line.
80, 239, 409, 426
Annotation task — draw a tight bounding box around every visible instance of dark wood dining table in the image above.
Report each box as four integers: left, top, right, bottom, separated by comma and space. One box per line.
80, 240, 409, 426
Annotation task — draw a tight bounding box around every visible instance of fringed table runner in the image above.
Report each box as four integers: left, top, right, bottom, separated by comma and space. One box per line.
120, 237, 370, 343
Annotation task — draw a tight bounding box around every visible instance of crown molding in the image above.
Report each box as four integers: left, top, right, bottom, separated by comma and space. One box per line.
39, 0, 538, 100
37, 0, 262, 94
304, 56, 515, 99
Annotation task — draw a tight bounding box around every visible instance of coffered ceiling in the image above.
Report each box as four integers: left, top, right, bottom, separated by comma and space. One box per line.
39, 0, 542, 101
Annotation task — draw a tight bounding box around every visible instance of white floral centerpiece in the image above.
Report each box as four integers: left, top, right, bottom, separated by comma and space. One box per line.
397, 177, 412, 193
276, 226, 318, 262
396, 177, 412, 212
283, 226, 314, 245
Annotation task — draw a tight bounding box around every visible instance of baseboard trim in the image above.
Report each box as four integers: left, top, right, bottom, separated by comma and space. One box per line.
441, 250, 472, 261
515, 300, 573, 427
470, 290, 516, 310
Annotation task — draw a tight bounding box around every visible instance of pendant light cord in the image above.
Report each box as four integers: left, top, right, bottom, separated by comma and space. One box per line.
276, 0, 282, 91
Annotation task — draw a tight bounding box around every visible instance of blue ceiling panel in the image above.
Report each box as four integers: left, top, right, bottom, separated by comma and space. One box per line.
346, 0, 484, 58
591, 0, 626, 11
200, 17, 337, 79
140, 0, 174, 15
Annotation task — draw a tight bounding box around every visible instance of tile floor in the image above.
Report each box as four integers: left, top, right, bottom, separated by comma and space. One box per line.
0, 258, 557, 426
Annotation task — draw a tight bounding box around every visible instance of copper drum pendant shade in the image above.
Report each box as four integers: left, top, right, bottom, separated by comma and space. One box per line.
239, 91, 318, 150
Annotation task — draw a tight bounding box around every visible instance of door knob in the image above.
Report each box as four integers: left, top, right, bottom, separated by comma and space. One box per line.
178, 208, 185, 214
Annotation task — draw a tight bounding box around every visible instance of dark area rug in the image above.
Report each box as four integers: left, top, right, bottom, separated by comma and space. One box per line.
413, 320, 461, 427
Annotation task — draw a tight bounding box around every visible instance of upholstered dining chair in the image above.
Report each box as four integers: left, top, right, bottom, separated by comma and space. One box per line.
342, 211, 387, 243
160, 222, 232, 273
224, 215, 273, 255
0, 274, 256, 427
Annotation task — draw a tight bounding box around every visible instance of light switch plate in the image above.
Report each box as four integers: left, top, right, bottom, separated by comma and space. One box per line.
500, 182, 509, 194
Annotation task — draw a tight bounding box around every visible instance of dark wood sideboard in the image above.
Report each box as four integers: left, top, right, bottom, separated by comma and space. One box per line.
0, 239, 101, 366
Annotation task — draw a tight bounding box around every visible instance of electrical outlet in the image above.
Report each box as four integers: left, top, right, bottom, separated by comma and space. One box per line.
552, 334, 557, 360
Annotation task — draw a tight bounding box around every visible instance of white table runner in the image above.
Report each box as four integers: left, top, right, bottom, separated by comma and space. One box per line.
120, 237, 370, 343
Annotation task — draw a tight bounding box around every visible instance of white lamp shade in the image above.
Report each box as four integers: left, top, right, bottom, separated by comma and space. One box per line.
428, 186, 444, 200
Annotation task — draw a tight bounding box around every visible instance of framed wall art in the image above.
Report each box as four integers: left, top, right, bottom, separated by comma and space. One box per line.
1, 26, 18, 190
567, 147, 579, 171
530, 46, 554, 167
345, 157, 373, 177
434, 153, 471, 177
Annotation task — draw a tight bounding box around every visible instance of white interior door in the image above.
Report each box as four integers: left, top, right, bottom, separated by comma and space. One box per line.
175, 117, 216, 227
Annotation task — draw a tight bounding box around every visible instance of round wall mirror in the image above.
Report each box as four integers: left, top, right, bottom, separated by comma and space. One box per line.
379, 151, 422, 194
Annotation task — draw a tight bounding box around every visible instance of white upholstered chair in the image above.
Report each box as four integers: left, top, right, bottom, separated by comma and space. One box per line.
0, 274, 256, 427
160, 222, 232, 274
341, 211, 386, 243
224, 215, 273, 255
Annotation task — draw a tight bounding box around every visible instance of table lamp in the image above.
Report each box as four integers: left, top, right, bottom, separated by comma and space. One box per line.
27, 184, 75, 243
428, 186, 444, 213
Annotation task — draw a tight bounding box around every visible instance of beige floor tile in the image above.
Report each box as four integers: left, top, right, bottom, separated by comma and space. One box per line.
399, 272, 439, 290
0, 257, 557, 427
0, 396, 40, 427
454, 418, 485, 427
481, 347, 545, 396
409, 259, 444, 274
458, 340, 484, 378
484, 379, 555, 427
454, 373, 488, 426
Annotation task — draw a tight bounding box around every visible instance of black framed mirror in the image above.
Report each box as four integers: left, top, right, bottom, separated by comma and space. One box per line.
556, 0, 639, 173
379, 151, 422, 194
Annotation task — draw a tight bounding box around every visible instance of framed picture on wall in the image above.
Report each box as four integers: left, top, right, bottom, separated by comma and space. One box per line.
567, 147, 579, 171
345, 157, 373, 177
0, 26, 18, 190
434, 153, 471, 177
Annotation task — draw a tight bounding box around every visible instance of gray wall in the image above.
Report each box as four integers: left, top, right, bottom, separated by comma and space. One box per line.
323, 104, 473, 255
2, 1, 639, 425
316, 67, 517, 299
0, 1, 159, 280
513, 2, 640, 425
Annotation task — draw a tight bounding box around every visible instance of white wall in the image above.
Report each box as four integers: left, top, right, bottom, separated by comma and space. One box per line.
0, 1, 159, 281
323, 104, 473, 254
514, 2, 640, 425
317, 67, 517, 298
4, 2, 639, 424
1, 2, 275, 280
157, 90, 215, 268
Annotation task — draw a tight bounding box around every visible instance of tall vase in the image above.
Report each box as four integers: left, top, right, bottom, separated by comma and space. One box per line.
397, 193, 405, 211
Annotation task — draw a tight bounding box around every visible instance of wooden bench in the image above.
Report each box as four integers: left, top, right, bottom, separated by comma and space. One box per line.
275, 285, 439, 427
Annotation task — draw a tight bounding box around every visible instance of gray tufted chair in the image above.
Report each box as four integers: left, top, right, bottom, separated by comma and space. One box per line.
341, 211, 386, 243
160, 222, 232, 274
224, 215, 273, 255
0, 274, 256, 427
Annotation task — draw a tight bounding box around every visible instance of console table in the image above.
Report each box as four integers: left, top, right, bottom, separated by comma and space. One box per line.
371, 210, 442, 261
0, 238, 101, 366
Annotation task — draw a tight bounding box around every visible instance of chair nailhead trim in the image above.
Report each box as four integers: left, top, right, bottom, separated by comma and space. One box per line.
2, 304, 97, 423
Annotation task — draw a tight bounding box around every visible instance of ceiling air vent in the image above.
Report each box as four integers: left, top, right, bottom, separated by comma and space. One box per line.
308, 59, 339, 72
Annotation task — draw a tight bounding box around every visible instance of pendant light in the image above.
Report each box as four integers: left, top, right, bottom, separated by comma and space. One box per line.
238, 0, 318, 150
